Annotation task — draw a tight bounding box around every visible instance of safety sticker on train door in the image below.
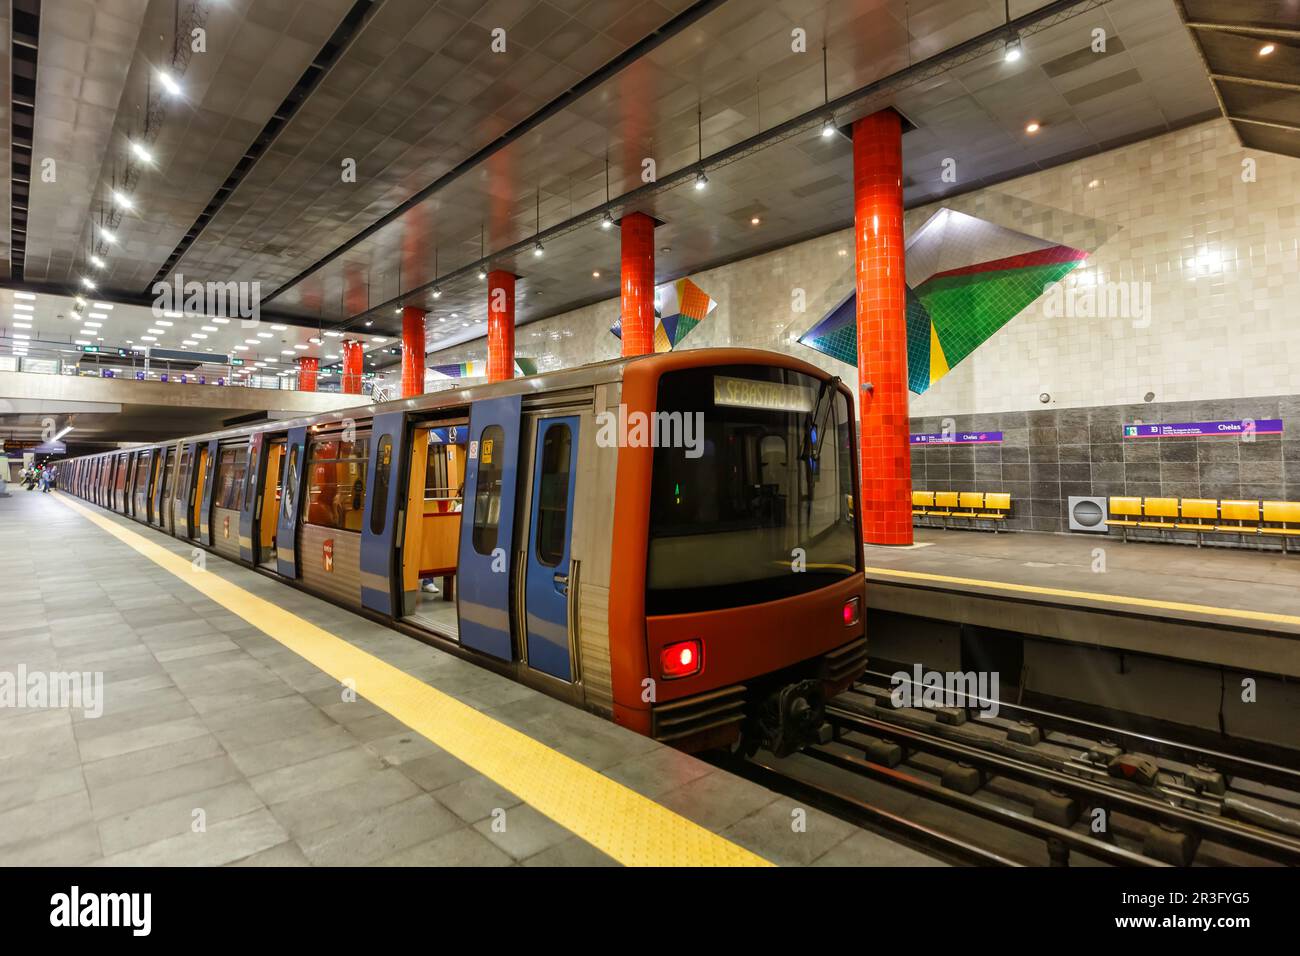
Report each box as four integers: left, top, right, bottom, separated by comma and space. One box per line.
323, 539, 334, 572
468, 440, 478, 460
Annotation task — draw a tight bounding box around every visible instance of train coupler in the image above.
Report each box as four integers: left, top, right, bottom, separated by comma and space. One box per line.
755, 679, 831, 757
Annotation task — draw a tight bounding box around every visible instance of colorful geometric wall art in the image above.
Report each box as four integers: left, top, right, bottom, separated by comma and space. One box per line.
427, 357, 537, 380
610, 276, 718, 352
798, 208, 1089, 394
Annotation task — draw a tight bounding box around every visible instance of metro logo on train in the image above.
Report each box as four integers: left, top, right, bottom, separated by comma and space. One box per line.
322, 539, 334, 573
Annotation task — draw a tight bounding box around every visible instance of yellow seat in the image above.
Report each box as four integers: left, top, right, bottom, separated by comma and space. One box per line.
1260, 502, 1300, 549
1175, 498, 1217, 531
1106, 496, 1142, 529
1214, 499, 1260, 533
912, 490, 933, 516
978, 492, 1011, 520
951, 491, 983, 518
1137, 496, 1178, 529
928, 491, 957, 517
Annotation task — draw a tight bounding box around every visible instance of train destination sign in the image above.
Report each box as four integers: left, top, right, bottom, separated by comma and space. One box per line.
712, 376, 814, 412
1123, 419, 1283, 438
910, 431, 1004, 445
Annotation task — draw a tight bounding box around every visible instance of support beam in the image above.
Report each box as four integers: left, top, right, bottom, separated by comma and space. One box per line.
487, 270, 515, 383
341, 340, 364, 394
853, 109, 912, 546
620, 212, 656, 356
400, 307, 426, 397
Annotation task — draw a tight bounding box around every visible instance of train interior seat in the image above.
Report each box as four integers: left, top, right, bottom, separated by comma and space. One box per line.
401, 423, 466, 636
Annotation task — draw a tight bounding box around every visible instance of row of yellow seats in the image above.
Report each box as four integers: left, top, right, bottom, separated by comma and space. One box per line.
1106, 497, 1300, 539
912, 491, 1012, 521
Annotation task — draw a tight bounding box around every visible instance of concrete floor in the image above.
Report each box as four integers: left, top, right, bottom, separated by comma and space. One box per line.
0, 490, 938, 867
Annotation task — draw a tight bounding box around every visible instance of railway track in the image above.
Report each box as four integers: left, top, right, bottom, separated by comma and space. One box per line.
717, 673, 1300, 867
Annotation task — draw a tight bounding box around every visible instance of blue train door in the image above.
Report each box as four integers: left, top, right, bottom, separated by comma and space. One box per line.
523, 416, 580, 681
457, 395, 522, 661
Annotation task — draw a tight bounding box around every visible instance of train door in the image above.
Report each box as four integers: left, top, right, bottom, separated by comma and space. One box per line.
398, 418, 468, 635
173, 444, 194, 538
275, 427, 308, 579
154, 446, 174, 531
255, 436, 286, 569
113, 452, 129, 512
147, 449, 161, 524
197, 440, 218, 544
521, 415, 581, 681
457, 395, 522, 661
131, 450, 151, 521
190, 444, 210, 540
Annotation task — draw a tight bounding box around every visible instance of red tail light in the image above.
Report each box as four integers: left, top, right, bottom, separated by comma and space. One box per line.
661, 639, 702, 679
843, 597, 860, 626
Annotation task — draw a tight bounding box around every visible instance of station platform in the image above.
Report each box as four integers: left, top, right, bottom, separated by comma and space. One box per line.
864, 529, 1300, 678
0, 490, 936, 868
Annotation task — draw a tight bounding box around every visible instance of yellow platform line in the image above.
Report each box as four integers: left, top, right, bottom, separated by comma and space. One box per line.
55, 494, 770, 867
864, 565, 1300, 629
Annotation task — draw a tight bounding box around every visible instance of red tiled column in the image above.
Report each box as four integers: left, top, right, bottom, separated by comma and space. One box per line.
400, 306, 426, 398
853, 109, 912, 546
341, 339, 364, 394
620, 211, 655, 356
487, 270, 515, 383
297, 356, 318, 392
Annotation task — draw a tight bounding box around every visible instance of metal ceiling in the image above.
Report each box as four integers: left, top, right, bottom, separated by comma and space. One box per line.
0, 0, 1226, 371
1177, 0, 1300, 160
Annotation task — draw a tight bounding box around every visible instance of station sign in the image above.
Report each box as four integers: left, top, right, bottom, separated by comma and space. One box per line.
910, 431, 1004, 445
712, 375, 815, 412
1123, 419, 1283, 438
77, 345, 129, 357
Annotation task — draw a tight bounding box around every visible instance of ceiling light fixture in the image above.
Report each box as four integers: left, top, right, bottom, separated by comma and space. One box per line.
130, 141, 153, 163
1004, 36, 1022, 62
14, 292, 35, 300
81, 277, 96, 289
156, 69, 182, 97
90, 256, 105, 269
1259, 43, 1275, 56
533, 241, 544, 257
1026, 121, 1041, 133
694, 172, 708, 190
431, 287, 442, 299
99, 227, 117, 244
112, 189, 134, 209
601, 210, 614, 229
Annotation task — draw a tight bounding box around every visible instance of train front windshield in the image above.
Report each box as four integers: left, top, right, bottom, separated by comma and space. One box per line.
647, 365, 859, 615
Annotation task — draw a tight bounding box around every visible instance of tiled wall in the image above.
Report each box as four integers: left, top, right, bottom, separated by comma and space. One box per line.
911, 395, 1300, 533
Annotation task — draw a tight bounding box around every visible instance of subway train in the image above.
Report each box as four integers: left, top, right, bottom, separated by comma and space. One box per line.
61, 348, 868, 754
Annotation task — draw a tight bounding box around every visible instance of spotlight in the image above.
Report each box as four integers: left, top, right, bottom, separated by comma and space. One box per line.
1025, 121, 1041, 134
112, 190, 134, 209
81, 277, 96, 289
156, 69, 182, 97
130, 141, 153, 163
694, 171, 708, 190
533, 241, 544, 257
478, 269, 486, 281
90, 255, 105, 269
821, 119, 835, 138
1004, 36, 1022, 62
99, 227, 117, 244
601, 211, 614, 229
431, 287, 442, 299
1259, 43, 1275, 56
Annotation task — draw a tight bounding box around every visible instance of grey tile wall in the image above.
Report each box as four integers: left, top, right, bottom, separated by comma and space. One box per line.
909, 394, 1300, 533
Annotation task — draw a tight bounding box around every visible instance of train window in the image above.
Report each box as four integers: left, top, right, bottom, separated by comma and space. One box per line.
645, 365, 858, 615
304, 434, 371, 532
214, 447, 250, 511
535, 423, 572, 567
283, 445, 300, 516
369, 435, 393, 536
471, 425, 505, 555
